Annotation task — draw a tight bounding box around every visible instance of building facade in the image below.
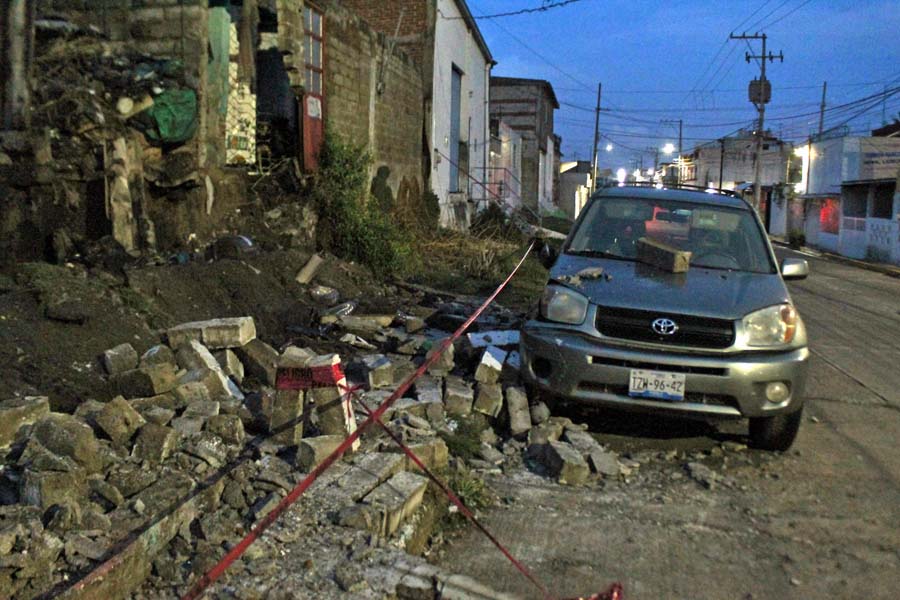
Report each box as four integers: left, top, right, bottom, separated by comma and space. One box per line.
482, 119, 523, 213
558, 160, 592, 221
489, 77, 560, 217
796, 134, 900, 263
340, 0, 494, 230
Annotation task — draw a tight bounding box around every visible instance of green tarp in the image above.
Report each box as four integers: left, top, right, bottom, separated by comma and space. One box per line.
135, 89, 198, 145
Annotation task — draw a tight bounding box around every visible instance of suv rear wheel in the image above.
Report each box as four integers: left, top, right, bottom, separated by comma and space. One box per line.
749, 407, 803, 451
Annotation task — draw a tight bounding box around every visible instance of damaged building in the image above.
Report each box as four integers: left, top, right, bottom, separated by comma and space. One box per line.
0, 0, 431, 266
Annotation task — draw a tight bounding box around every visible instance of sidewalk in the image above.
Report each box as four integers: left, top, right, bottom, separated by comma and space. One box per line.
770, 236, 900, 279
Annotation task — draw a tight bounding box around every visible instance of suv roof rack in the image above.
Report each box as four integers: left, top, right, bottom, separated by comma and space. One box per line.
597, 181, 742, 199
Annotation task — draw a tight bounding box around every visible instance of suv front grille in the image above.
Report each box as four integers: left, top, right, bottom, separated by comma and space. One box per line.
595, 306, 735, 349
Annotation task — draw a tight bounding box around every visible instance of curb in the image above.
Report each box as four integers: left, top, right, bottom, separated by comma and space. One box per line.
771, 239, 900, 279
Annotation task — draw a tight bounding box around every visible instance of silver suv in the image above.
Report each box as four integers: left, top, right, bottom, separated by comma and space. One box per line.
522, 185, 810, 451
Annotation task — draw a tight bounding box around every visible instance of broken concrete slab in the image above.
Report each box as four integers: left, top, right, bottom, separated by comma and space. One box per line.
169, 415, 205, 437
297, 435, 345, 471
102, 343, 139, 376
443, 376, 474, 417
467, 330, 520, 349
334, 453, 406, 502
394, 437, 449, 473
562, 428, 602, 458
363, 471, 429, 537
414, 376, 443, 405
505, 387, 532, 438
171, 382, 210, 409
474, 346, 507, 385
542, 441, 590, 486
0, 396, 50, 449
234, 339, 279, 386
132, 424, 180, 463
473, 383, 503, 418
214, 349, 244, 384
95, 397, 147, 446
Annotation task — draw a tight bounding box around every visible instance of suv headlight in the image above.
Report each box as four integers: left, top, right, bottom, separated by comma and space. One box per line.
540, 285, 589, 325
743, 304, 798, 347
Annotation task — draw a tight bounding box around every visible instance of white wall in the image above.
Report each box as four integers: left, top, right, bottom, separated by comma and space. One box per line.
432, 0, 490, 229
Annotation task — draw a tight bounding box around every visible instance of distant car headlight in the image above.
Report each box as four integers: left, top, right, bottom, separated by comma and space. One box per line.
743, 304, 798, 347
540, 285, 589, 325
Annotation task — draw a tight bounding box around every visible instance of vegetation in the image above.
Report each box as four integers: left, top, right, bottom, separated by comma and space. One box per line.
313, 133, 412, 278
788, 229, 806, 248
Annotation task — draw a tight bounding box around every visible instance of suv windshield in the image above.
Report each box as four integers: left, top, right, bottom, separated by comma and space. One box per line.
567, 196, 776, 274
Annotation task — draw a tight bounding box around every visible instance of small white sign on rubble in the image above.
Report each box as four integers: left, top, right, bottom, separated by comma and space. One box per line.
467, 330, 520, 348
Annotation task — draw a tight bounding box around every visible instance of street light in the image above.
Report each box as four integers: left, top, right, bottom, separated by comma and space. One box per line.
662, 142, 676, 155
605, 143, 614, 152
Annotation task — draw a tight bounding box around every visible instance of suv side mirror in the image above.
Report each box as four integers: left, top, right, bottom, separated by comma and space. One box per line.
537, 240, 558, 269
781, 258, 809, 280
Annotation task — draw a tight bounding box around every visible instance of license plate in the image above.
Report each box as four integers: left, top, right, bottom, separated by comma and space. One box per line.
628, 369, 686, 401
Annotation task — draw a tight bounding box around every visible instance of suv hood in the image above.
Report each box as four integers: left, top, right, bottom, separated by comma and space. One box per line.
551, 254, 790, 321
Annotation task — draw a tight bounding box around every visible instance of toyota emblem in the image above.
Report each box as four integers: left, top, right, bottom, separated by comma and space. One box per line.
652, 318, 679, 336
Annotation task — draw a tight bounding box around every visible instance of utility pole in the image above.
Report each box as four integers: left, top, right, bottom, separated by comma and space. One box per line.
818, 81, 827, 135
645, 146, 660, 179
718, 138, 726, 189
730, 32, 783, 212
661, 119, 683, 183
590, 82, 602, 193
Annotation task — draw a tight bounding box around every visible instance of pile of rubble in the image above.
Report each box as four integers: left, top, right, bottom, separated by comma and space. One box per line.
0, 284, 627, 598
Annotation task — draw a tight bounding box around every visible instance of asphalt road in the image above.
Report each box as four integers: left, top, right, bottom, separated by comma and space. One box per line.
438, 250, 900, 600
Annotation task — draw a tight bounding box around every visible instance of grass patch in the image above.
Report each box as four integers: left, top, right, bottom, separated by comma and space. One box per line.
438, 414, 489, 462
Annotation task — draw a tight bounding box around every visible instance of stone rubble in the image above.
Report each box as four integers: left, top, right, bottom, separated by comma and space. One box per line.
1, 289, 627, 600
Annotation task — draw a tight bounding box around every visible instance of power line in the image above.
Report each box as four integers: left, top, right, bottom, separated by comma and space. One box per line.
457, 0, 589, 20
758, 0, 816, 29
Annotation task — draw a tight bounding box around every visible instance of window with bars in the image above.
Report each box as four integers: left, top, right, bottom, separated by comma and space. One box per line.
304, 5, 324, 96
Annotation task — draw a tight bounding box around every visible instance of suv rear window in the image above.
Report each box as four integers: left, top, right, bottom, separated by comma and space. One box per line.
567, 196, 776, 274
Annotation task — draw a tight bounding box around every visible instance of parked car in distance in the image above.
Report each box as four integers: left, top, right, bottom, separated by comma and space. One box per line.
522, 184, 810, 451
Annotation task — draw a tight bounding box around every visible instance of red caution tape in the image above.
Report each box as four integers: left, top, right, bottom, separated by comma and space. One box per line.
178, 241, 537, 600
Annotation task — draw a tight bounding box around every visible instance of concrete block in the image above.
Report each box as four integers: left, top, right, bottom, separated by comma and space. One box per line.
395, 437, 449, 473
111, 364, 179, 398
102, 343, 139, 375
363, 471, 429, 536
214, 349, 244, 384
473, 383, 503, 418
443, 376, 473, 417
562, 428, 601, 457
505, 386, 531, 438
588, 450, 620, 477
414, 375, 443, 404
362, 354, 394, 389
139, 344, 176, 368
334, 453, 405, 502
426, 339, 455, 375
543, 441, 590, 486
295, 253, 324, 284
95, 397, 147, 446
271, 389, 304, 445
20, 469, 87, 510
206, 414, 245, 446
474, 346, 507, 385
168, 317, 256, 350
175, 340, 220, 372
182, 400, 220, 418
0, 396, 49, 449
297, 435, 345, 471
171, 381, 210, 409
32, 413, 102, 473
132, 424, 179, 464
200, 317, 257, 349
234, 338, 279, 385
530, 401, 551, 425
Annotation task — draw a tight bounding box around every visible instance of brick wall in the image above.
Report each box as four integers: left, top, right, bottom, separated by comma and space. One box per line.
324, 2, 425, 218
338, 0, 430, 67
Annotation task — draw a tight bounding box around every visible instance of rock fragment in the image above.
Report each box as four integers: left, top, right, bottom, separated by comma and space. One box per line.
0, 396, 49, 449
102, 343, 139, 376
505, 387, 532, 438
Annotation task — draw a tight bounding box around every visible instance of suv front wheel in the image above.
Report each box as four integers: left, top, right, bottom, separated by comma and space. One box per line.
748, 407, 803, 451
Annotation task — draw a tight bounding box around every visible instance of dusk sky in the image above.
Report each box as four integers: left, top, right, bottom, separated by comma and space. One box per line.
466, 0, 900, 172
